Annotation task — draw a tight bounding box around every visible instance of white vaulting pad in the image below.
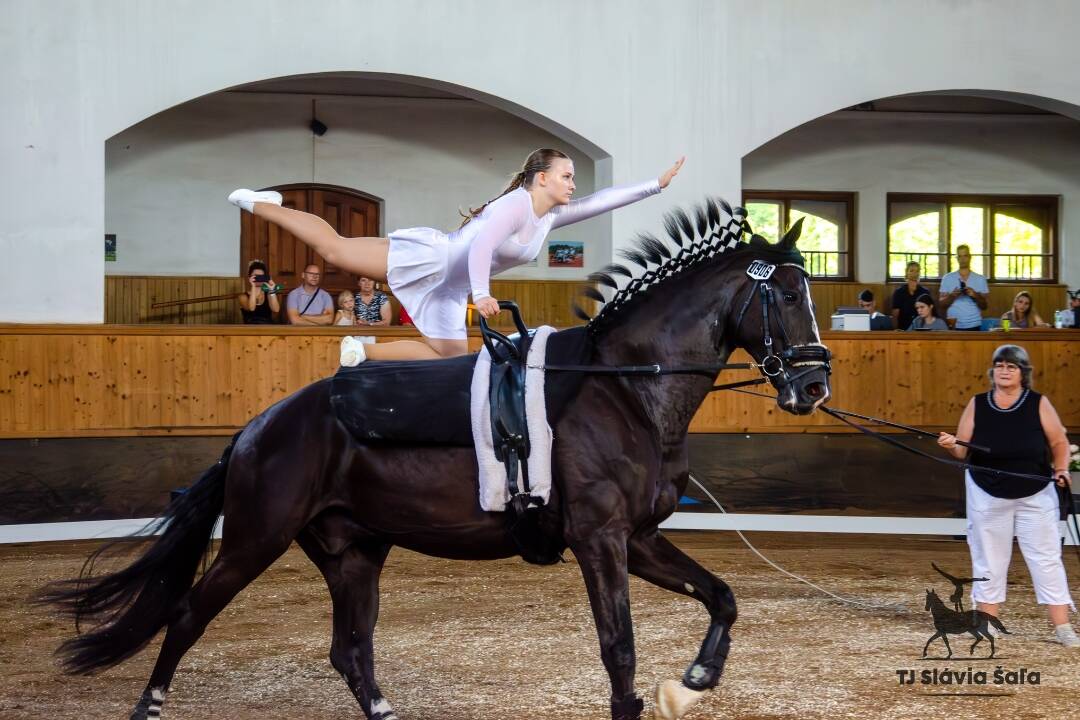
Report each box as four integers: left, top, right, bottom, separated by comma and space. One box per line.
470, 325, 555, 512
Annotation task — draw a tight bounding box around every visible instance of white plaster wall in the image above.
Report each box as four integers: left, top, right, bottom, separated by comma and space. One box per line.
105, 92, 597, 278
6, 0, 1080, 321
744, 112, 1080, 284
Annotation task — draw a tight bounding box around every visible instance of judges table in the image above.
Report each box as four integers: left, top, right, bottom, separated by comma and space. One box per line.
0, 325, 1077, 438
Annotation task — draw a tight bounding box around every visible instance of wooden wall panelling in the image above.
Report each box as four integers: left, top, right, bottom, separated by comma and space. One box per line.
3, 327, 1075, 438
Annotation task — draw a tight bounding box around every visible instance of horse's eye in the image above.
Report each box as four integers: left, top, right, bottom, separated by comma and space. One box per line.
782, 291, 799, 304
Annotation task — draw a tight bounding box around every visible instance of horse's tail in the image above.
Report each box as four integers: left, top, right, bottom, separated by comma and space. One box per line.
37, 432, 240, 675
988, 614, 1012, 635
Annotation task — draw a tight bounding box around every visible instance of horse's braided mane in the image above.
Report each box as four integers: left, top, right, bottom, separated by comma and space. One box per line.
576, 197, 806, 335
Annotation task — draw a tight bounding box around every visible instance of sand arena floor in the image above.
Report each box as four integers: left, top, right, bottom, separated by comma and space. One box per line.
2, 532, 1078, 720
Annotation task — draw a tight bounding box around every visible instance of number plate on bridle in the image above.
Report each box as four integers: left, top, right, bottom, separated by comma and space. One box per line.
746, 260, 776, 280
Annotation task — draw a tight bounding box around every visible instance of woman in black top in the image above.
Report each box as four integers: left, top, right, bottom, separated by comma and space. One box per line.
938, 345, 1076, 647
239, 259, 280, 324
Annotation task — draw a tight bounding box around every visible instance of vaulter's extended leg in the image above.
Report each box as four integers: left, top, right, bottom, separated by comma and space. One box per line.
572, 533, 643, 720
251, 202, 390, 283
628, 530, 737, 691
298, 534, 396, 720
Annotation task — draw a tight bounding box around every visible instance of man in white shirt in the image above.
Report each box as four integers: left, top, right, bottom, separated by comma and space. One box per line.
938, 245, 989, 330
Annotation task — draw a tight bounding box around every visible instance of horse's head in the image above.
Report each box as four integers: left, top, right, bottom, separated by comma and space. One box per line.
925, 588, 937, 611
724, 220, 831, 415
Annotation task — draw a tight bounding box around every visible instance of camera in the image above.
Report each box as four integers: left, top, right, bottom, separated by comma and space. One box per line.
959, 280, 966, 290
251, 272, 269, 285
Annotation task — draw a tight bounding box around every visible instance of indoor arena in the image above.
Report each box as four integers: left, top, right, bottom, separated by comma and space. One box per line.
2, 3, 1079, 719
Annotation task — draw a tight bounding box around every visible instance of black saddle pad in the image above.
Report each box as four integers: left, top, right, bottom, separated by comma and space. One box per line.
330, 326, 592, 446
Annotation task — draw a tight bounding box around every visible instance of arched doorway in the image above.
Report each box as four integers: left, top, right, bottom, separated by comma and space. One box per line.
239, 183, 382, 293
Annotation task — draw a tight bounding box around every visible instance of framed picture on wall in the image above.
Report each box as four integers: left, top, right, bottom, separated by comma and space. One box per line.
548, 241, 584, 268
105, 234, 117, 262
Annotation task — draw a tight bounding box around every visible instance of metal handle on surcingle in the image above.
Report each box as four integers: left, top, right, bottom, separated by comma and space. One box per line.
497, 300, 530, 338
478, 311, 520, 361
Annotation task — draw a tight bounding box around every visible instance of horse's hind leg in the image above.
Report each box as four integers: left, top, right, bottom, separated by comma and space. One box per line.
131, 537, 293, 719
628, 530, 736, 701
298, 533, 396, 720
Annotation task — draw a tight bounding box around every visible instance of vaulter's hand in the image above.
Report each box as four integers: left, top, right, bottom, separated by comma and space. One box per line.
937, 432, 957, 450
1056, 470, 1072, 488
659, 156, 685, 189
475, 296, 501, 319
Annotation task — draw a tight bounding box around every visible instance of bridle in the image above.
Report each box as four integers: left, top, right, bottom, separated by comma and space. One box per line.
732, 259, 832, 389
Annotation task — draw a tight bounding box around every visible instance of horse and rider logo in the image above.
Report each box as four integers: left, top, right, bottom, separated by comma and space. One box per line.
923, 563, 1011, 659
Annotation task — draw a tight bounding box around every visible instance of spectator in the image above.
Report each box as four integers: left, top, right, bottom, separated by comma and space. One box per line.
335, 291, 357, 326
857, 290, 893, 330
239, 259, 280, 324
353, 276, 391, 327
1002, 290, 1048, 329
891, 261, 931, 332
285, 264, 334, 325
907, 293, 948, 331
938, 244, 989, 330
938, 345, 1077, 648
1067, 289, 1080, 328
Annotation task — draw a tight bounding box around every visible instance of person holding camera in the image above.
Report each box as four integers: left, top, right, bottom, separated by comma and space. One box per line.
938, 244, 989, 330
239, 259, 280, 324
937, 345, 1078, 648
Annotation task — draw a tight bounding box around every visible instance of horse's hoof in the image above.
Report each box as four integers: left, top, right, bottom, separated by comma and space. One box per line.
129, 687, 165, 720
654, 679, 705, 720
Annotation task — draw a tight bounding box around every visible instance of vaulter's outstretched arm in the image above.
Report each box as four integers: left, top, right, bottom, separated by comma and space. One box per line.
549, 156, 684, 230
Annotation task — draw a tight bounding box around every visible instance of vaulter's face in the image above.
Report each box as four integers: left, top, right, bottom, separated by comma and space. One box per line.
541, 158, 576, 205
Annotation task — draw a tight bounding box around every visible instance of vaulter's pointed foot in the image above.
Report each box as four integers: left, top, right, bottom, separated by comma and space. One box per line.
340, 335, 367, 367
654, 679, 705, 720
228, 188, 283, 213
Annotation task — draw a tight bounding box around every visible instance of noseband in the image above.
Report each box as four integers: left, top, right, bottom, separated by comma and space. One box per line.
733, 260, 831, 388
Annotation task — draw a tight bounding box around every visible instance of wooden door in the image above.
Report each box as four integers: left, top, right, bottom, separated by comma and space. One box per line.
239, 184, 381, 293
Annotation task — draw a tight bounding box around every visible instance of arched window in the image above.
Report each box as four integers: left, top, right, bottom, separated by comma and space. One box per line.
744, 191, 854, 279
887, 194, 1056, 281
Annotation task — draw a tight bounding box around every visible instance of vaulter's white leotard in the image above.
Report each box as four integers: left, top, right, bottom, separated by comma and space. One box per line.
386, 179, 661, 339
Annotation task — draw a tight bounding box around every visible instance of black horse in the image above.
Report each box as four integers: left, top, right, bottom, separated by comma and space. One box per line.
41, 202, 831, 720
923, 589, 1010, 659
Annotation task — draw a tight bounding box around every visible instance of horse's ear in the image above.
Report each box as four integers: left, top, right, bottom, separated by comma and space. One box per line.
780, 217, 805, 249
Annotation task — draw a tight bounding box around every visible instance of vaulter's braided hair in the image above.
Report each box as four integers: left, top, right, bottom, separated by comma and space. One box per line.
575, 198, 806, 334
459, 148, 571, 228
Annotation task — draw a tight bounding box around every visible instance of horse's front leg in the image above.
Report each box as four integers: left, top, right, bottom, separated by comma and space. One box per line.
627, 529, 736, 720
571, 533, 644, 720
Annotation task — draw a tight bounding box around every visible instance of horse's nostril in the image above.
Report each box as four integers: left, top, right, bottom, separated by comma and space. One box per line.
805, 382, 824, 398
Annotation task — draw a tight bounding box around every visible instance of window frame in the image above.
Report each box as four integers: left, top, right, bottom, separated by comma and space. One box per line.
886, 192, 1059, 283
742, 190, 856, 281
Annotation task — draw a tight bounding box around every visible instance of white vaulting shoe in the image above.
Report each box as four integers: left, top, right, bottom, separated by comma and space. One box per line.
1055, 624, 1080, 648
340, 336, 367, 367
228, 188, 283, 213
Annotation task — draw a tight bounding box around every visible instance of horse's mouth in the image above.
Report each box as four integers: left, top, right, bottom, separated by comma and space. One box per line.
777, 369, 831, 416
